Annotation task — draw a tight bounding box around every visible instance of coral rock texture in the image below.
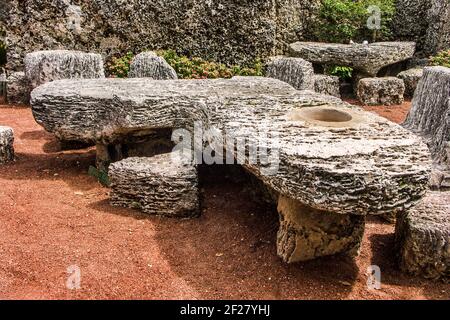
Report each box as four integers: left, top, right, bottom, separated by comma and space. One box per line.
396, 191, 450, 280
0, 126, 14, 163
277, 195, 365, 263
403, 67, 450, 169
1, 0, 322, 71
394, 0, 450, 56
357, 77, 405, 106
397, 68, 424, 97
266, 57, 314, 90
289, 42, 416, 76
109, 152, 200, 218
128, 52, 178, 79
6, 72, 30, 105
24, 50, 105, 90
313, 74, 341, 98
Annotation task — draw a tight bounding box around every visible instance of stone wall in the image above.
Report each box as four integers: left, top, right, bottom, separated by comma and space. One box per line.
394, 0, 450, 57
0, 0, 321, 72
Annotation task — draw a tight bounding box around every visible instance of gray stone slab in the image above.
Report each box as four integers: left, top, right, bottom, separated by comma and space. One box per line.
289, 42, 416, 76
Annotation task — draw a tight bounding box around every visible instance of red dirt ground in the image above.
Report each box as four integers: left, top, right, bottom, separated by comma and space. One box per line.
346, 98, 413, 124
0, 102, 448, 300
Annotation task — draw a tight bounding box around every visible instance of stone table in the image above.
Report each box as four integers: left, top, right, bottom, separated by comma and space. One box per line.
31, 77, 431, 262
289, 42, 416, 76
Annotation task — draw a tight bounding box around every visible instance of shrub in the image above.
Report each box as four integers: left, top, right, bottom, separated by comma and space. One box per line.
105, 50, 265, 79
325, 65, 353, 80
105, 51, 134, 78
158, 50, 264, 79
430, 49, 450, 68
314, 0, 396, 43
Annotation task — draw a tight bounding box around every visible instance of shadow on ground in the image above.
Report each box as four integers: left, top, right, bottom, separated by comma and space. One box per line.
90, 165, 360, 299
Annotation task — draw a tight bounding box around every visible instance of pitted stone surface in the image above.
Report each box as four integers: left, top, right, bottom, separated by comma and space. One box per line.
3, 0, 322, 72
313, 74, 340, 98
394, 0, 450, 57
24, 50, 105, 90
357, 77, 405, 106
403, 67, 450, 169
0, 126, 14, 163
31, 77, 431, 216
398, 68, 424, 97
266, 57, 314, 90
109, 152, 200, 218
128, 52, 178, 79
289, 42, 416, 76
6, 72, 30, 105
396, 191, 450, 280
277, 196, 365, 263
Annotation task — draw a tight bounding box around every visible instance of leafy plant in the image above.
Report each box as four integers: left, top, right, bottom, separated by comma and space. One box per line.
314, 0, 396, 43
430, 49, 450, 68
325, 65, 353, 80
105, 51, 134, 78
105, 50, 266, 79
158, 50, 264, 79
88, 166, 110, 187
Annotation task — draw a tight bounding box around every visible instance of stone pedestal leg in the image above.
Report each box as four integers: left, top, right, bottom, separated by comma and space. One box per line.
96, 144, 113, 172
277, 196, 365, 263
96, 143, 128, 172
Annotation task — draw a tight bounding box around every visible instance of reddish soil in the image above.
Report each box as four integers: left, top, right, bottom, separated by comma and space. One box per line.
346, 98, 412, 124
0, 104, 448, 300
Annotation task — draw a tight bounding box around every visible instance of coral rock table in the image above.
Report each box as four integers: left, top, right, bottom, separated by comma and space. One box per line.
289, 42, 416, 76
31, 77, 431, 262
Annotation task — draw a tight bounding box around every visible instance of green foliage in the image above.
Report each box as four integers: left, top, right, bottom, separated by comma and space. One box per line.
158, 50, 264, 79
430, 49, 450, 68
105, 50, 265, 79
325, 65, 353, 80
88, 166, 110, 187
105, 51, 134, 78
314, 0, 396, 43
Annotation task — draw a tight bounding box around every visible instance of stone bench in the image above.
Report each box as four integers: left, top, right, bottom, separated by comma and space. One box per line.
0, 126, 14, 163
313, 74, 341, 98
266, 57, 340, 98
396, 191, 449, 280
397, 68, 423, 98
31, 76, 431, 262
266, 57, 314, 90
357, 77, 405, 106
289, 42, 416, 77
109, 151, 200, 218
128, 52, 178, 79
24, 50, 105, 91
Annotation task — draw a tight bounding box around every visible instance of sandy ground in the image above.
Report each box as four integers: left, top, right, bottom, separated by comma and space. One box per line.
0, 102, 448, 300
